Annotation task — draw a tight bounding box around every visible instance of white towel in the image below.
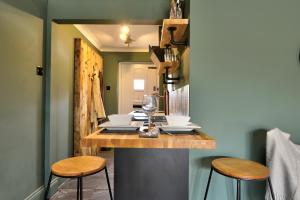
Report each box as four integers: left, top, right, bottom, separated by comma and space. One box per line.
265, 128, 300, 200
92, 69, 106, 119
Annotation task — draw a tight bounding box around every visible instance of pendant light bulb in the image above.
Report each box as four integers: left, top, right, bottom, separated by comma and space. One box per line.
120, 33, 127, 41
121, 25, 130, 34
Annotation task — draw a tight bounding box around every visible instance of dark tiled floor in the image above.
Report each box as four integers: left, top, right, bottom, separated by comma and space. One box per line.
51, 151, 114, 200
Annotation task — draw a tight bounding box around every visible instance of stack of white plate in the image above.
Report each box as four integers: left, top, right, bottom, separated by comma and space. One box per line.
100, 114, 142, 131
159, 115, 201, 131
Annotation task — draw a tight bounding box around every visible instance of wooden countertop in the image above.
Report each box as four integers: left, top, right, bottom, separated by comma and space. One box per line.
81, 129, 216, 149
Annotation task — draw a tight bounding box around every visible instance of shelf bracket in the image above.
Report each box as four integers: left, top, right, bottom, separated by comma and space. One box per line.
163, 67, 180, 85
167, 27, 187, 46
163, 74, 176, 84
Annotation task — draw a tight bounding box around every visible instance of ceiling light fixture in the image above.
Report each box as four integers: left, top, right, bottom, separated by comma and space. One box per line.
119, 25, 135, 46
119, 33, 127, 41
120, 25, 130, 34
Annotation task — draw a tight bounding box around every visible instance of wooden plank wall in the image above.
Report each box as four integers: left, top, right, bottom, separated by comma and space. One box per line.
74, 38, 104, 156
169, 85, 189, 116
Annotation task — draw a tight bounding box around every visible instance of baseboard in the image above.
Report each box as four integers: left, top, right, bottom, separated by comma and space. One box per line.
24, 177, 64, 200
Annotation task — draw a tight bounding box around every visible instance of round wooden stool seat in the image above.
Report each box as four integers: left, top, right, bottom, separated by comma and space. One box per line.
212, 157, 270, 180
51, 156, 106, 177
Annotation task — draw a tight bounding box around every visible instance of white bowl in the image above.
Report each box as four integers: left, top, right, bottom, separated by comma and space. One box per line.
165, 115, 191, 126
108, 114, 133, 125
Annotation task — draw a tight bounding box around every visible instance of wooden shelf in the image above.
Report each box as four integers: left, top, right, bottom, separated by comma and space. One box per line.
150, 46, 179, 74
160, 19, 189, 48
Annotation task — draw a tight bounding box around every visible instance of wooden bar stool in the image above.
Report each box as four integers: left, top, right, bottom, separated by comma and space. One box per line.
204, 157, 275, 200
44, 156, 113, 200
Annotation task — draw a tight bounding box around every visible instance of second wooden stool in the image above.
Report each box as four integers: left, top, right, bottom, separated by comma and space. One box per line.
44, 156, 113, 200
204, 157, 275, 200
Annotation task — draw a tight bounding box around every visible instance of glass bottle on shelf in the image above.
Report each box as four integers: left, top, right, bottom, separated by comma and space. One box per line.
176, 0, 183, 19
169, 0, 177, 19
164, 47, 172, 62
170, 0, 184, 19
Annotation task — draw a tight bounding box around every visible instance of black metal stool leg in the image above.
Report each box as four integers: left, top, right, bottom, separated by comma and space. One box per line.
44, 173, 53, 200
105, 166, 113, 200
267, 178, 275, 200
204, 167, 213, 200
77, 177, 80, 200
79, 177, 83, 200
237, 179, 241, 200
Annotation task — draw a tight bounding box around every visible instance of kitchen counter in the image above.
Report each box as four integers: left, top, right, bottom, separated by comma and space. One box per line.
81, 129, 216, 200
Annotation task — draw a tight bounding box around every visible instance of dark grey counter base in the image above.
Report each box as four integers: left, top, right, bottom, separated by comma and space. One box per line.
114, 148, 189, 200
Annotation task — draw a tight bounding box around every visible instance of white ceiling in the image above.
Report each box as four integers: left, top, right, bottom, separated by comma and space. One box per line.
74, 24, 159, 52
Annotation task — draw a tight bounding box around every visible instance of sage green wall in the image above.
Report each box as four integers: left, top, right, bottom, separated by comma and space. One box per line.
50, 23, 86, 164
50, 23, 100, 165
0, 1, 44, 199
189, 1, 300, 200
101, 52, 151, 115
48, 0, 169, 22
0, 0, 46, 18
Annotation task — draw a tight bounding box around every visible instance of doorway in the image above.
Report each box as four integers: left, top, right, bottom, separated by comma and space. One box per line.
118, 62, 159, 114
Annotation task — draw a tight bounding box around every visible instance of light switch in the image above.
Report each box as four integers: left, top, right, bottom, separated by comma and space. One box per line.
36, 66, 43, 76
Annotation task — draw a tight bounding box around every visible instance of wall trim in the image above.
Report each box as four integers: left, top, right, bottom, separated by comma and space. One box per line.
24, 177, 64, 200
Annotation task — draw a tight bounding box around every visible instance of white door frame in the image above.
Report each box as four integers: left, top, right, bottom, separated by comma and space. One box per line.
118, 62, 156, 114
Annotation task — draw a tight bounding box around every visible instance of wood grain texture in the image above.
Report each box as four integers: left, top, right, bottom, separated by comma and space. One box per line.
51, 156, 106, 177
73, 38, 104, 156
160, 19, 189, 48
212, 158, 270, 180
73, 39, 83, 156
81, 129, 216, 149
169, 85, 189, 116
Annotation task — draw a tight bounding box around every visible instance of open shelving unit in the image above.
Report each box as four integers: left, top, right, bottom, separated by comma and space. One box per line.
149, 19, 189, 84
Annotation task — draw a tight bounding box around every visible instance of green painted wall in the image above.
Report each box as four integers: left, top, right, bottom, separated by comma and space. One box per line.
0, 1, 44, 199
189, 0, 300, 200
0, 0, 46, 18
48, 0, 169, 22
102, 52, 151, 115
50, 23, 100, 164
50, 23, 86, 164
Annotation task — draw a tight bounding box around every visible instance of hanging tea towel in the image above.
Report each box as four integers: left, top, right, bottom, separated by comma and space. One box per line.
266, 128, 300, 200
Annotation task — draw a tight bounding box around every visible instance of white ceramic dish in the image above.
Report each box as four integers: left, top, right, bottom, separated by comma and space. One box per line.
158, 122, 201, 132
165, 115, 191, 126
99, 121, 143, 131
107, 114, 133, 125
